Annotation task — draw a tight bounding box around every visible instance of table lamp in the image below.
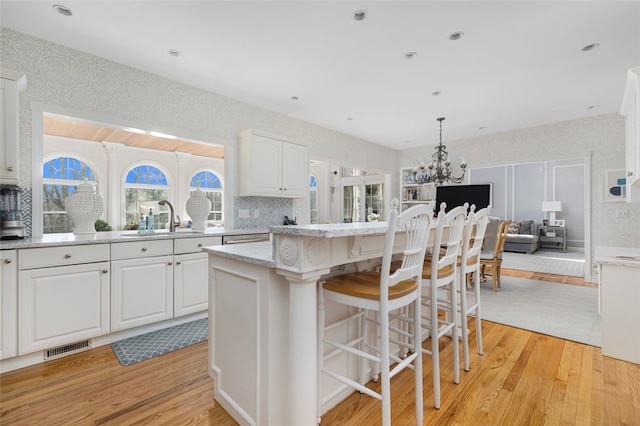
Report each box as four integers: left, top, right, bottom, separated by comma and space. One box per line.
542, 201, 562, 225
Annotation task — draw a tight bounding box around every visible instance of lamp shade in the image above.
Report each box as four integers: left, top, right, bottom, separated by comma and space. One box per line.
542, 201, 562, 212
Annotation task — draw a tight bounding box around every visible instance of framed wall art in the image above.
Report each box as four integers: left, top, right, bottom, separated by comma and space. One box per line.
603, 168, 627, 202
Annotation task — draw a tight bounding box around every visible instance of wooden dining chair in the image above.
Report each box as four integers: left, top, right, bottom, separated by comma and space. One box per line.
480, 220, 511, 291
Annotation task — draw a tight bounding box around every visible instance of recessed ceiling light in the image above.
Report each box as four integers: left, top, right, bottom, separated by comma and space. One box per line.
347, 117, 354, 121
588, 104, 599, 109
582, 43, 600, 52
167, 49, 181, 57
52, 4, 72, 16
432, 91, 441, 96
290, 96, 299, 101
479, 126, 487, 130
448, 31, 464, 41
404, 52, 417, 60
352, 10, 368, 21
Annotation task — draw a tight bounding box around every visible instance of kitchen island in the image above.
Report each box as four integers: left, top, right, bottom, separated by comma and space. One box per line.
204, 222, 402, 426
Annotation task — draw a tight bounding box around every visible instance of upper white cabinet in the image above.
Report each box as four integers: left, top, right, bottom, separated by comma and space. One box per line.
0, 69, 27, 185
621, 66, 640, 203
238, 129, 308, 198
1, 250, 17, 359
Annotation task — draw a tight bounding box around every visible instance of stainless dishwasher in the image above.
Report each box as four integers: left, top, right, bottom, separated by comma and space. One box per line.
222, 233, 270, 245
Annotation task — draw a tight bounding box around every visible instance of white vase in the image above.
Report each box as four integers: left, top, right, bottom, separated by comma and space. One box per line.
186, 187, 211, 231
64, 178, 104, 235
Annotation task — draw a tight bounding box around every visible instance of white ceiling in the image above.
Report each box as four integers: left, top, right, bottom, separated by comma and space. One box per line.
1, 1, 639, 149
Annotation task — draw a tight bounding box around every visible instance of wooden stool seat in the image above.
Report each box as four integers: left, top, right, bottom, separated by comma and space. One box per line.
323, 272, 418, 300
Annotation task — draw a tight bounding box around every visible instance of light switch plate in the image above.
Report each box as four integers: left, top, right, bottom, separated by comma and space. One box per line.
239, 209, 250, 218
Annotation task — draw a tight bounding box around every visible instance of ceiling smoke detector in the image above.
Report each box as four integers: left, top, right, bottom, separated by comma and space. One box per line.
404, 52, 417, 60
448, 31, 464, 41
52, 4, 72, 16
352, 10, 368, 21
582, 43, 600, 52
167, 49, 181, 57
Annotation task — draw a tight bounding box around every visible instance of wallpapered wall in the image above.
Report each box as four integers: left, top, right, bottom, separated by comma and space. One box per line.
400, 114, 640, 266
0, 27, 399, 232
2, 27, 638, 269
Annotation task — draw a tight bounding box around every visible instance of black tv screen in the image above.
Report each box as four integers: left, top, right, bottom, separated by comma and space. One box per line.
435, 184, 492, 213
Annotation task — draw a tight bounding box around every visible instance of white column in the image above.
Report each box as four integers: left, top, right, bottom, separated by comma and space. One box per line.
278, 269, 328, 426
102, 142, 123, 229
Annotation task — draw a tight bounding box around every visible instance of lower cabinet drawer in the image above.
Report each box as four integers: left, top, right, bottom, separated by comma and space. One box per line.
111, 239, 173, 260
174, 236, 222, 254
19, 244, 110, 270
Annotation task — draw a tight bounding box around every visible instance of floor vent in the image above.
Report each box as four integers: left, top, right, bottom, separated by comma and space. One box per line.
44, 340, 92, 361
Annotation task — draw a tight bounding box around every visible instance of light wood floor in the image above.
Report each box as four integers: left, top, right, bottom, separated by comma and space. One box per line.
1, 271, 638, 425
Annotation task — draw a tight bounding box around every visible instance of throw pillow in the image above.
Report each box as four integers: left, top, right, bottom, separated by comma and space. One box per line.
519, 220, 534, 234
508, 221, 521, 234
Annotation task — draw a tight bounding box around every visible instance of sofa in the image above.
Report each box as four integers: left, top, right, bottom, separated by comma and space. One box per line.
503, 220, 541, 254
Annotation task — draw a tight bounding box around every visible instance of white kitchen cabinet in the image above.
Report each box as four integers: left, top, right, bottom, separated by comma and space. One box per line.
600, 262, 640, 364
173, 236, 221, 317
1, 250, 17, 359
18, 245, 110, 354
0, 69, 27, 185
238, 129, 308, 198
621, 66, 640, 203
110, 240, 174, 331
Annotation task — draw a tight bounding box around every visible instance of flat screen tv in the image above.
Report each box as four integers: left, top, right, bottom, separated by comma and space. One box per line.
435, 184, 492, 213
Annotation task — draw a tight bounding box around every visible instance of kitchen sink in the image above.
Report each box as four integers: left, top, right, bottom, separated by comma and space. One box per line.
119, 231, 171, 237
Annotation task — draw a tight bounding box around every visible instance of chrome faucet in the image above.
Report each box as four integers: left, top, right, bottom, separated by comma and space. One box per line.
158, 200, 180, 232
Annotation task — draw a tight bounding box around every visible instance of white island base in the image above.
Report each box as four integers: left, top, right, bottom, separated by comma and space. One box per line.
205, 223, 397, 426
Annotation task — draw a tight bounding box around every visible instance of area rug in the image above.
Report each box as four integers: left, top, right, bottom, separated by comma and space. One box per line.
502, 250, 585, 277
474, 276, 601, 347
111, 318, 208, 366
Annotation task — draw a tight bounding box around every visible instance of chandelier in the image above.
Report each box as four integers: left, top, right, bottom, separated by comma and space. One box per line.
413, 117, 467, 185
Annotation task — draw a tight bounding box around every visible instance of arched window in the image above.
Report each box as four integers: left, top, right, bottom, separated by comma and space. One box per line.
310, 175, 318, 224
124, 164, 169, 229
42, 156, 97, 234
190, 170, 223, 223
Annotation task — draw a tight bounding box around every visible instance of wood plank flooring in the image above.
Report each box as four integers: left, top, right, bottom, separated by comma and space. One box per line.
1, 271, 637, 425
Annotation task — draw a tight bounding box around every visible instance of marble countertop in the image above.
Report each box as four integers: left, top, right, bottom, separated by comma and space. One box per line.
205, 222, 395, 268
202, 241, 275, 267
594, 246, 640, 268
269, 221, 388, 238
0, 228, 270, 250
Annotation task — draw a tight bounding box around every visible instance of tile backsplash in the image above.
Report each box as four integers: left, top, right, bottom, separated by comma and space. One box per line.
233, 196, 293, 228
0, 185, 32, 237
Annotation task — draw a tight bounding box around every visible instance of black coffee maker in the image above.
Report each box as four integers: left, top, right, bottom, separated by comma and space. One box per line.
1, 187, 26, 239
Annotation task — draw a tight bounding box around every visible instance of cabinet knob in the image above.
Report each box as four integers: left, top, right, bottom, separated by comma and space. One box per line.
142, 247, 148, 251
65, 253, 72, 259
283, 188, 287, 191
168, 261, 173, 266
197, 243, 203, 247
102, 269, 108, 274
3, 258, 11, 264
7, 166, 14, 172
628, 171, 634, 177
176, 261, 182, 265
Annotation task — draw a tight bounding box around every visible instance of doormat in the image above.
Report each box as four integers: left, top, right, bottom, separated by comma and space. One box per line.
111, 318, 208, 366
